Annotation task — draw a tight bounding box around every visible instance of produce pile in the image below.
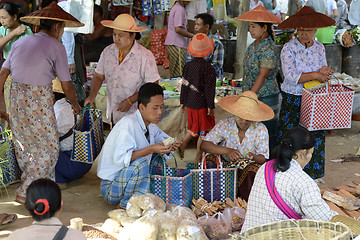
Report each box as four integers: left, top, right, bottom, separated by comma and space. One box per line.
191, 197, 247, 240
321, 180, 360, 220
92, 193, 208, 240
335, 29, 356, 48
76, 193, 249, 240
331, 73, 360, 92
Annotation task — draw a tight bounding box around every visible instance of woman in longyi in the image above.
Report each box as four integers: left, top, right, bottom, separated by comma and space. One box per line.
0, 3, 81, 203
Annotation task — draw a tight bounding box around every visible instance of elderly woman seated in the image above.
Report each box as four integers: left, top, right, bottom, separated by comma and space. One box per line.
200, 91, 274, 201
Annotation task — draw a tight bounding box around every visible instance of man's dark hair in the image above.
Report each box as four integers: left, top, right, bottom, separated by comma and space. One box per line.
94, 4, 103, 17
195, 13, 215, 30
138, 83, 163, 107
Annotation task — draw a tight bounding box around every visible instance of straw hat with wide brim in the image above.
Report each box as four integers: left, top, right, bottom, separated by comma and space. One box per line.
20, 2, 84, 28
219, 91, 274, 121
278, 6, 335, 29
188, 33, 214, 58
331, 215, 360, 235
235, 5, 282, 24
101, 14, 147, 32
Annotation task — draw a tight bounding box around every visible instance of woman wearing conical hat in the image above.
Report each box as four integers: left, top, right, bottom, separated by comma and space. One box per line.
235, 5, 282, 154
201, 91, 274, 201
84, 14, 160, 124
277, 6, 335, 180
0, 2, 82, 203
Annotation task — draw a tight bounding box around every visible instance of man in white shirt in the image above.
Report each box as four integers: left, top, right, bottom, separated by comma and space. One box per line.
186, 0, 207, 33
97, 83, 181, 208
306, 0, 328, 14
326, 0, 338, 19
335, 0, 347, 28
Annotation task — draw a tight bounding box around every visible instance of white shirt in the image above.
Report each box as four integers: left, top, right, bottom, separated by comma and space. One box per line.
58, 1, 75, 65
306, 0, 327, 14
97, 109, 171, 181
277, 0, 288, 14
250, 0, 264, 10
326, 0, 337, 16
348, 0, 360, 26
54, 98, 75, 151
186, 0, 208, 20
241, 160, 338, 232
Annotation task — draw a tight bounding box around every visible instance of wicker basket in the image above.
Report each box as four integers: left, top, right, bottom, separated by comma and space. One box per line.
232, 219, 351, 240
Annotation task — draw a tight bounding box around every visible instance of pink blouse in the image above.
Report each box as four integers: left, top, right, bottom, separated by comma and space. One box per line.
96, 41, 160, 123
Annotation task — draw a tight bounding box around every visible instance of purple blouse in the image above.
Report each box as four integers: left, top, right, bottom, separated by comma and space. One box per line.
3, 32, 71, 86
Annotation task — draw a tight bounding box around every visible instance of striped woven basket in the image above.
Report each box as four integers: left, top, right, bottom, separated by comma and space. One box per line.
232, 219, 351, 240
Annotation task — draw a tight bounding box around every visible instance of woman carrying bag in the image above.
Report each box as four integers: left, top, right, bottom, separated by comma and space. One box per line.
0, 2, 82, 203
277, 6, 335, 180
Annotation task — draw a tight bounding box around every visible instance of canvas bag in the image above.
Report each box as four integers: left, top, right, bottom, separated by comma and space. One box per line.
300, 81, 354, 131
71, 105, 104, 164
0, 123, 21, 187
150, 154, 193, 207
187, 154, 237, 202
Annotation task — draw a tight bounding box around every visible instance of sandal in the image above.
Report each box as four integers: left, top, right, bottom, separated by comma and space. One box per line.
0, 213, 17, 228
15, 195, 26, 204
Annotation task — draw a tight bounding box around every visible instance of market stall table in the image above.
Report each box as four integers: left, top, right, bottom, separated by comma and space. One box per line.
94, 92, 233, 140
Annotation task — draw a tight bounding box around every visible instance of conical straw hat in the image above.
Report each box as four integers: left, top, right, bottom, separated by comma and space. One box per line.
278, 6, 335, 29
101, 14, 147, 32
20, 2, 83, 28
219, 91, 274, 122
235, 5, 282, 24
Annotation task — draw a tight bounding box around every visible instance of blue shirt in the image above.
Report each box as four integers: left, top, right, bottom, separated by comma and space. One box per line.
97, 110, 171, 180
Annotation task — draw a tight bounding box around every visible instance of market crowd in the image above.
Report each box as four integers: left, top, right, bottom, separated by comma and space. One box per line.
0, 0, 359, 238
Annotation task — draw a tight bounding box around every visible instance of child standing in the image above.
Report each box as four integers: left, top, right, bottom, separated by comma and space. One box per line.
180, 33, 216, 162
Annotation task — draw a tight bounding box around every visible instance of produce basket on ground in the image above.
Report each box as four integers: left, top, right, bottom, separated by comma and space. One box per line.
232, 219, 351, 240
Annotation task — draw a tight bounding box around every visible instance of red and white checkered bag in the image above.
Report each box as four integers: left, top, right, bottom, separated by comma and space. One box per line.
300, 81, 354, 131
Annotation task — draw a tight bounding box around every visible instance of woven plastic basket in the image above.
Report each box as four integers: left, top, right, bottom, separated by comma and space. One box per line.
315, 26, 336, 44
232, 219, 351, 240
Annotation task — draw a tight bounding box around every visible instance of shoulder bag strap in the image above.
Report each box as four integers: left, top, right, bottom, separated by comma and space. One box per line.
59, 115, 77, 142
264, 159, 302, 220
53, 225, 69, 240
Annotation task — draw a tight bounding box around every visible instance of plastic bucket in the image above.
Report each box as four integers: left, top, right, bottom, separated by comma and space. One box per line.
315, 26, 336, 44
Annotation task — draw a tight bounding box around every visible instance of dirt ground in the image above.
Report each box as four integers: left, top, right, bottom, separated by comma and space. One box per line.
1, 67, 360, 238
1, 121, 360, 239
